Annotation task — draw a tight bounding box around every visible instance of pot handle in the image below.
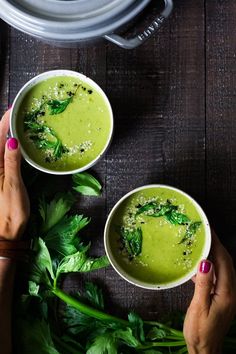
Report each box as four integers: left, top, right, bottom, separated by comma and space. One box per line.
104, 0, 173, 49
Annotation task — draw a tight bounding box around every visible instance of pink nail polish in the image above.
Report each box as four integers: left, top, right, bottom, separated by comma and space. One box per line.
7, 137, 18, 150
200, 260, 211, 274
8, 104, 12, 110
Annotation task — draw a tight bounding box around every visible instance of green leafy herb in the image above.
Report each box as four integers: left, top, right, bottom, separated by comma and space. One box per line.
85, 282, 105, 310
56, 249, 109, 281
180, 221, 202, 244
128, 312, 145, 343
39, 193, 75, 233
16, 173, 236, 354
29, 124, 68, 161
23, 97, 71, 161
44, 214, 90, 256
47, 97, 73, 115
164, 210, 190, 225
146, 327, 168, 340
16, 317, 60, 354
136, 201, 189, 225
119, 227, 142, 257
30, 238, 54, 288
87, 328, 139, 354
73, 172, 102, 196
136, 202, 160, 216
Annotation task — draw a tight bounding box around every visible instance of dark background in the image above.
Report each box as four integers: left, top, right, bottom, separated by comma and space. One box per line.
0, 0, 236, 320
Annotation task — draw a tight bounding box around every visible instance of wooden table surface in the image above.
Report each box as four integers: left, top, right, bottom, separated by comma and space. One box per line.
0, 0, 236, 321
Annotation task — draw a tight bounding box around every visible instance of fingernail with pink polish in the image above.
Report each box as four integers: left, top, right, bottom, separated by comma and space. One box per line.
200, 260, 211, 274
7, 137, 18, 150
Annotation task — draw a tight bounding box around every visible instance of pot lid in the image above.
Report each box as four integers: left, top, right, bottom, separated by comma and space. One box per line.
0, 0, 152, 41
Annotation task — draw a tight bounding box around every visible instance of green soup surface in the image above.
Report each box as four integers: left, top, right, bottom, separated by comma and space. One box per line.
109, 187, 206, 285
16, 76, 111, 171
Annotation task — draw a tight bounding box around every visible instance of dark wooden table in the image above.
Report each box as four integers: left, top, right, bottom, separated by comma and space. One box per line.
0, 0, 236, 321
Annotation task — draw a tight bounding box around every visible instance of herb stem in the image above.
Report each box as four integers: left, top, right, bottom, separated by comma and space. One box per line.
137, 341, 186, 349
176, 347, 188, 354
144, 320, 184, 337
52, 287, 128, 326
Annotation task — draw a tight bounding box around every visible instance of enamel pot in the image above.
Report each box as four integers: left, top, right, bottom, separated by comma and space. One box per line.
0, 0, 173, 49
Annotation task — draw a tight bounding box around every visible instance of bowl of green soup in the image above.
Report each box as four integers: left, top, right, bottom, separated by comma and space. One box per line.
104, 185, 211, 290
10, 70, 113, 174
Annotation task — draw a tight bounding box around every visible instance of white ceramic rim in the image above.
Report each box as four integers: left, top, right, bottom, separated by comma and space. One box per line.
10, 69, 114, 175
104, 184, 211, 290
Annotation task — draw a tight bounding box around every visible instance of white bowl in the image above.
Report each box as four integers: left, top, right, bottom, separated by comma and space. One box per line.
10, 69, 113, 175
104, 184, 211, 290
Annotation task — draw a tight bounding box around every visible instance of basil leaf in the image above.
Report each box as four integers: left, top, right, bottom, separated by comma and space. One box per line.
180, 221, 202, 244
72, 172, 102, 196
47, 97, 72, 115
164, 210, 190, 225
136, 202, 159, 216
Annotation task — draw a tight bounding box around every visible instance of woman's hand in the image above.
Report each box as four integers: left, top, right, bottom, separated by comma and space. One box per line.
184, 231, 236, 354
0, 110, 30, 240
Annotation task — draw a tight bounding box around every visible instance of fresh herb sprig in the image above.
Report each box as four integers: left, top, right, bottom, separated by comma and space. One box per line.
24, 86, 78, 161
117, 199, 201, 258
119, 226, 143, 257
15, 173, 236, 354
136, 200, 190, 226
47, 97, 73, 115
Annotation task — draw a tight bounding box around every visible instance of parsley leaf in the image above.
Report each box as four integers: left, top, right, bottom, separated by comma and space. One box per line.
39, 193, 75, 233
30, 238, 54, 287
44, 214, 90, 256
128, 312, 145, 343
72, 172, 102, 196
16, 318, 60, 354
47, 97, 73, 115
56, 247, 109, 282
85, 282, 105, 310
87, 328, 139, 354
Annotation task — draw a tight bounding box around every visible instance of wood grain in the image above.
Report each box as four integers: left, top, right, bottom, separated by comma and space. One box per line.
0, 0, 235, 325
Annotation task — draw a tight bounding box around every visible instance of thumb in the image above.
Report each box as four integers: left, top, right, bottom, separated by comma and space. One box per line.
192, 260, 214, 309
4, 137, 22, 184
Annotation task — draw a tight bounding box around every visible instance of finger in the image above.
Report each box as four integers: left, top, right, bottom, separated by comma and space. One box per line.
0, 110, 11, 176
192, 260, 214, 311
4, 137, 22, 184
211, 230, 236, 297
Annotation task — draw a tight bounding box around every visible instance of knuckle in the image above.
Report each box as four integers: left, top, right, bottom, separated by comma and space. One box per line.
220, 291, 236, 311
5, 154, 17, 165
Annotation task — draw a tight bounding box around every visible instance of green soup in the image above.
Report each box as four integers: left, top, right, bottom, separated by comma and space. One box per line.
109, 187, 207, 285
16, 76, 112, 171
